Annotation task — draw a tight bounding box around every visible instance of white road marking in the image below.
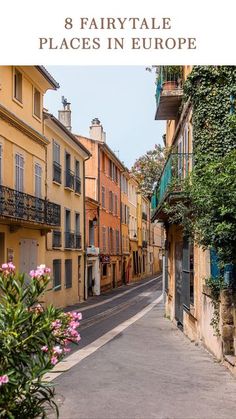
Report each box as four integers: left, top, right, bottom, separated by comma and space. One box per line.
44, 293, 163, 382
79, 275, 162, 312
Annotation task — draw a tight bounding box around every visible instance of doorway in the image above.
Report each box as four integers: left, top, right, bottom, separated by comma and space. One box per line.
112, 263, 116, 288
87, 265, 93, 296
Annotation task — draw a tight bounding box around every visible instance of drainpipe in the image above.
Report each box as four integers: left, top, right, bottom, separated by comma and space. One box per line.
97, 144, 101, 294
83, 155, 91, 301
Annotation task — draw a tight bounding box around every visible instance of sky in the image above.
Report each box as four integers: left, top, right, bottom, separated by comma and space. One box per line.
45, 66, 165, 169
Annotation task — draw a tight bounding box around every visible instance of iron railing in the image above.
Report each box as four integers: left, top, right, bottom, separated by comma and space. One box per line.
52, 230, 62, 247
152, 153, 193, 211
75, 176, 81, 194
65, 231, 75, 248
75, 233, 82, 249
65, 169, 74, 189
0, 185, 60, 226
53, 162, 62, 184
155, 66, 183, 107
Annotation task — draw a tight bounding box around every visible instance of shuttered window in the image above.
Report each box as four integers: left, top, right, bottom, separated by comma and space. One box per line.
65, 259, 72, 288
53, 141, 60, 164
15, 154, 24, 192
35, 163, 42, 198
53, 259, 61, 291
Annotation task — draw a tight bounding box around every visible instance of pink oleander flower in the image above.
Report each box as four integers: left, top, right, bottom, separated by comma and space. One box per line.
51, 319, 62, 329
1, 262, 15, 272
0, 375, 9, 386
67, 311, 82, 322
67, 328, 79, 337
69, 320, 80, 329
41, 345, 48, 352
75, 334, 81, 343
63, 347, 71, 353
51, 356, 58, 366
53, 345, 63, 355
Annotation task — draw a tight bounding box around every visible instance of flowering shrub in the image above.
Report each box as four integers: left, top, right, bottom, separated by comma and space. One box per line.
0, 263, 81, 418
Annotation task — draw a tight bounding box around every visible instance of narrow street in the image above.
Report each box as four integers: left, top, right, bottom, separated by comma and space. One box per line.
47, 276, 236, 419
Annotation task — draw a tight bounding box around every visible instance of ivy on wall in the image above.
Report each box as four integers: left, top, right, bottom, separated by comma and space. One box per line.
165, 66, 236, 269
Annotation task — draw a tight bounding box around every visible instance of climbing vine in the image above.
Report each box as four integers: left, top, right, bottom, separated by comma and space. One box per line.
165, 66, 236, 268
205, 276, 227, 336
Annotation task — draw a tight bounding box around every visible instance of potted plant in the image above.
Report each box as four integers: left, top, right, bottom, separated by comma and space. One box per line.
162, 66, 182, 90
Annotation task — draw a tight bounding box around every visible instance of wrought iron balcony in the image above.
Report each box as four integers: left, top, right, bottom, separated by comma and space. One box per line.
75, 233, 82, 249
53, 162, 62, 184
0, 185, 60, 227
142, 240, 148, 248
151, 153, 192, 221
52, 230, 62, 248
75, 176, 81, 194
65, 169, 74, 189
142, 212, 148, 221
65, 231, 75, 249
155, 66, 183, 120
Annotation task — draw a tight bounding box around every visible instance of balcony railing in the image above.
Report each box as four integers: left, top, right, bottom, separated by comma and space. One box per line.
155, 66, 183, 120
65, 231, 75, 249
142, 240, 148, 248
53, 161, 62, 184
75, 176, 81, 194
151, 153, 192, 216
65, 169, 74, 189
52, 230, 62, 248
142, 212, 147, 221
75, 233, 82, 249
0, 185, 60, 226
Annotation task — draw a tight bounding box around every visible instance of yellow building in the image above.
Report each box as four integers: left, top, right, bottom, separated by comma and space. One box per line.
0, 66, 59, 272
128, 175, 140, 282
121, 171, 130, 283
152, 66, 218, 354
141, 195, 150, 277
44, 104, 90, 307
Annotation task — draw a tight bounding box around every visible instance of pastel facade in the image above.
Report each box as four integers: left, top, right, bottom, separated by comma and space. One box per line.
121, 171, 130, 283
43, 110, 90, 307
0, 66, 59, 274
78, 119, 124, 293
128, 175, 140, 282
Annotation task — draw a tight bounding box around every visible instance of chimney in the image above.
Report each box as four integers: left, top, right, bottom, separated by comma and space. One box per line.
89, 118, 106, 143
58, 96, 72, 131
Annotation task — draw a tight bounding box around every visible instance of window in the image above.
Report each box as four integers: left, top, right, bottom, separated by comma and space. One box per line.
65, 259, 72, 288
115, 195, 118, 216
116, 230, 120, 253
53, 259, 61, 291
33, 88, 41, 119
35, 163, 42, 198
109, 191, 113, 213
109, 159, 112, 178
53, 141, 60, 164
75, 160, 80, 177
75, 213, 80, 234
53, 141, 61, 183
75, 160, 81, 193
102, 186, 106, 208
14, 68, 22, 103
89, 220, 95, 246
15, 154, 24, 192
102, 226, 106, 252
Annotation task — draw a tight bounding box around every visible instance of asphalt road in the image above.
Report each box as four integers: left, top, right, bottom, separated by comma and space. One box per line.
49, 274, 236, 419
69, 274, 162, 352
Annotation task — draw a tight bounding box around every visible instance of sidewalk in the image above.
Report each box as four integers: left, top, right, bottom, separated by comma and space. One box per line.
53, 303, 236, 419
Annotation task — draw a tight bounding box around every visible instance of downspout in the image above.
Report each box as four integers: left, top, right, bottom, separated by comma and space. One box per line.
83, 154, 91, 301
